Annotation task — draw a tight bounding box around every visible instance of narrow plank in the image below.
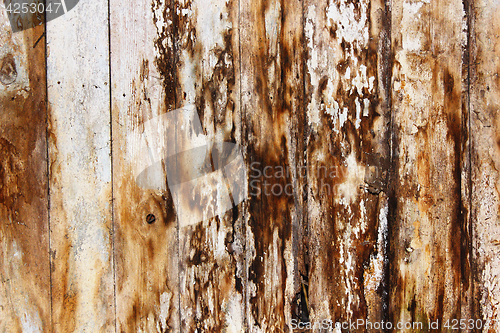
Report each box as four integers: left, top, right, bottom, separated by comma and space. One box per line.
470, 0, 500, 330
240, 0, 306, 330
171, 0, 246, 331
0, 4, 50, 332
303, 0, 391, 328
110, 0, 181, 331
46, 0, 114, 331
389, 0, 468, 328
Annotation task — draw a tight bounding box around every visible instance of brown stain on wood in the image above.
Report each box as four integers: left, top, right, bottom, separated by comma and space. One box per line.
113, 0, 180, 331
304, 0, 390, 329
171, 0, 244, 331
0, 22, 50, 332
240, 0, 306, 330
388, 0, 470, 328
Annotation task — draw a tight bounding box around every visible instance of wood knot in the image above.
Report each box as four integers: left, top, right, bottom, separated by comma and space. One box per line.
0, 54, 17, 86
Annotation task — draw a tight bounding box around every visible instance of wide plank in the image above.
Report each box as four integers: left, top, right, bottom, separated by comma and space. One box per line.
170, 0, 245, 331
240, 0, 306, 331
110, 0, 181, 331
0, 3, 50, 331
389, 0, 469, 328
303, 0, 391, 329
46, 0, 115, 331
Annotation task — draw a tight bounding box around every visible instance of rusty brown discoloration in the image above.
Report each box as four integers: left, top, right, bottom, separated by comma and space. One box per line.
388, 0, 469, 328
111, 0, 180, 331
171, 0, 244, 331
303, 0, 390, 329
0, 19, 50, 332
240, 0, 306, 331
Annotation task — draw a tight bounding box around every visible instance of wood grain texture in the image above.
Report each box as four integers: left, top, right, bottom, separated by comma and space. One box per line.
6, 0, 500, 331
240, 0, 306, 331
0, 4, 50, 332
389, 0, 469, 328
110, 0, 180, 331
470, 0, 500, 330
172, 0, 245, 332
46, 0, 114, 331
304, 0, 391, 329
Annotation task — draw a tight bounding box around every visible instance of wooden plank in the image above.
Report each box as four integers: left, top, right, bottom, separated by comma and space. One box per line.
171, 0, 246, 332
110, 0, 181, 331
239, 0, 306, 330
389, 0, 469, 328
470, 0, 500, 330
46, 0, 115, 331
0, 4, 50, 332
303, 0, 391, 327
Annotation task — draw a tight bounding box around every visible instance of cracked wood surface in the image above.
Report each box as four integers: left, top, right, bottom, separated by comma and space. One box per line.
2, 0, 500, 331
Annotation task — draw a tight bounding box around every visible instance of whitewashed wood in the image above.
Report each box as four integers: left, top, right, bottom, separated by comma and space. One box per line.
0, 4, 50, 332
46, 0, 114, 331
110, 0, 181, 331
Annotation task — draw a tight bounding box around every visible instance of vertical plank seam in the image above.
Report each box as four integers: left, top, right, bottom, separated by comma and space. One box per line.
107, 0, 117, 329
169, 0, 182, 329
465, 0, 474, 320
43, 1, 54, 330
385, 0, 395, 327
236, 0, 248, 330
300, 0, 309, 323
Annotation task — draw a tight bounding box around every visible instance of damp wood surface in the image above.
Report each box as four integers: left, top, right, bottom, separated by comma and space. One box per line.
2, 0, 500, 332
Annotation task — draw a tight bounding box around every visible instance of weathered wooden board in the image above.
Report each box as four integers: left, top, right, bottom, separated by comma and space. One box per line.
171, 0, 245, 332
110, 0, 180, 331
46, 0, 115, 331
389, 0, 469, 329
471, 0, 500, 330
303, 0, 391, 329
240, 0, 306, 331
0, 4, 50, 332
